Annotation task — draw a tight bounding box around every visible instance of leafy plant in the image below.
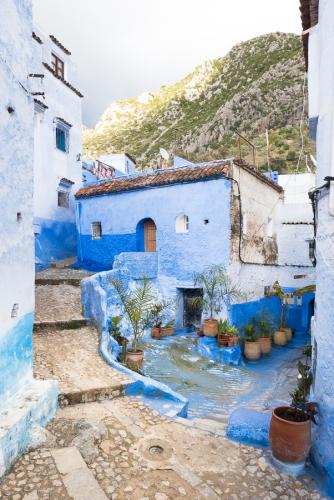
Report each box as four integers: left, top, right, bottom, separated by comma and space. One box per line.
111, 277, 155, 352
194, 265, 242, 319
218, 319, 238, 336
144, 299, 174, 328
108, 316, 122, 337
257, 318, 271, 338
273, 281, 316, 330
289, 344, 317, 423
244, 323, 256, 342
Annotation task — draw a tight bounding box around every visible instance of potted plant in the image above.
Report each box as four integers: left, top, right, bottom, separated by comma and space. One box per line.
273, 282, 316, 345
243, 323, 261, 361
108, 315, 128, 362
194, 265, 241, 337
160, 320, 175, 337
270, 345, 317, 464
217, 320, 239, 347
257, 318, 272, 355
111, 277, 154, 370
145, 299, 173, 339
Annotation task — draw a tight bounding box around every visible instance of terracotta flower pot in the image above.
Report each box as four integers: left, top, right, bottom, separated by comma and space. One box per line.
259, 336, 272, 354
269, 406, 311, 464
274, 330, 287, 346
125, 349, 144, 370
217, 333, 229, 346
151, 327, 161, 339
231, 335, 239, 346
281, 327, 293, 341
160, 326, 174, 336
244, 340, 261, 361
203, 319, 218, 337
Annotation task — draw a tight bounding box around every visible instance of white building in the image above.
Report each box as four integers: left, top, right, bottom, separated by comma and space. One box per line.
0, 0, 57, 476
31, 27, 83, 270
301, 0, 334, 492
98, 153, 136, 175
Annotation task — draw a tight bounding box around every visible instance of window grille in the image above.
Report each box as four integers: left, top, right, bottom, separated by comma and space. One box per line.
91, 222, 102, 240
58, 190, 69, 208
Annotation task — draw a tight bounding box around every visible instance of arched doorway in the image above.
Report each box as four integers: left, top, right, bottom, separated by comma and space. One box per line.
136, 218, 156, 252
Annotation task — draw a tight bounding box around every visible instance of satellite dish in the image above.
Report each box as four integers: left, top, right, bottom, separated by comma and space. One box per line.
160, 148, 170, 160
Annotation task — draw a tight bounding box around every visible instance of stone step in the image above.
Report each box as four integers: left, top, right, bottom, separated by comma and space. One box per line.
50, 257, 77, 268
35, 276, 82, 286
59, 383, 127, 407
33, 318, 88, 332
33, 326, 132, 409
34, 283, 84, 323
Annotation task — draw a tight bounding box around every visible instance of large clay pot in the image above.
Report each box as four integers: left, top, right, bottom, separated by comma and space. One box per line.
274, 330, 287, 346
151, 327, 161, 339
160, 326, 174, 336
203, 319, 218, 337
125, 349, 144, 370
269, 407, 311, 464
281, 327, 293, 341
244, 340, 261, 361
259, 336, 272, 354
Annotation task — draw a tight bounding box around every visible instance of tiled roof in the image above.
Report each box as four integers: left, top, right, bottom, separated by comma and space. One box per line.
300, 0, 319, 71
75, 162, 230, 199
32, 31, 43, 44
49, 35, 71, 55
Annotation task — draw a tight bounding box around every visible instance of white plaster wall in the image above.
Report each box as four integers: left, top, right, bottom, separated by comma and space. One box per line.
31, 27, 82, 223
0, 0, 35, 337
307, 0, 334, 484
98, 154, 136, 175
277, 174, 315, 267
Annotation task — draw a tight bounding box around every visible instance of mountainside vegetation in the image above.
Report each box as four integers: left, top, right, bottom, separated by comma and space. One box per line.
83, 32, 315, 173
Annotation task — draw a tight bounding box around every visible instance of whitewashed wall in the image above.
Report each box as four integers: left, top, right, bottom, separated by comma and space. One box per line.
307, 0, 334, 490
31, 27, 82, 268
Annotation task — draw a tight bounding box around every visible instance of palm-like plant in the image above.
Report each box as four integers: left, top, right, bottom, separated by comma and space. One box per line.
111, 277, 155, 352
273, 281, 316, 330
194, 265, 242, 318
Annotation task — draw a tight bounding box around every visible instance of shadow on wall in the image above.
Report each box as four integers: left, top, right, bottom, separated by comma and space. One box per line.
34, 218, 77, 271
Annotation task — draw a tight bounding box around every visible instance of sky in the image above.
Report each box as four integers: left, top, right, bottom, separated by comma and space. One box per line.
33, 0, 302, 127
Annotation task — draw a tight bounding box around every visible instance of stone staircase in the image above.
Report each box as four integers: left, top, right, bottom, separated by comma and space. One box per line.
33, 267, 131, 407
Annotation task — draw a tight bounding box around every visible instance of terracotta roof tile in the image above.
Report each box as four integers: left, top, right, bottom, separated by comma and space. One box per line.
43, 63, 83, 97
75, 162, 230, 199
49, 35, 71, 55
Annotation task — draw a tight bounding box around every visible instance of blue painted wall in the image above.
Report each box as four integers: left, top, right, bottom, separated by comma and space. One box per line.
230, 290, 315, 335
34, 217, 77, 271
76, 177, 232, 281
0, 313, 33, 409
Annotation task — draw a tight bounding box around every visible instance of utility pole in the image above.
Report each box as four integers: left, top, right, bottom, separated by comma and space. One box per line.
266, 128, 271, 174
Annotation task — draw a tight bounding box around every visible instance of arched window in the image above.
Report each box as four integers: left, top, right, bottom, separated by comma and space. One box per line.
175, 214, 189, 233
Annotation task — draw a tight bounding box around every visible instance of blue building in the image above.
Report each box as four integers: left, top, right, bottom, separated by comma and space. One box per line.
76, 159, 314, 331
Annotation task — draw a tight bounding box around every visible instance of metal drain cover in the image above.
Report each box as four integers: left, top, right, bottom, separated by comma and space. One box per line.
149, 445, 164, 456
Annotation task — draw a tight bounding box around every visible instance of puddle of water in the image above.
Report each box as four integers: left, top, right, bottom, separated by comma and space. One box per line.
142, 332, 255, 420
141, 331, 307, 422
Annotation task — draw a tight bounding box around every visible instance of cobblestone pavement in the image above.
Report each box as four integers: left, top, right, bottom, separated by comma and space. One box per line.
0, 267, 324, 499
34, 326, 131, 402
34, 284, 84, 323
0, 398, 324, 499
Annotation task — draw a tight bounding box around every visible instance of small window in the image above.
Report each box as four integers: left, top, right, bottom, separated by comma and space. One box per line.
56, 125, 69, 152
92, 222, 102, 240
175, 214, 189, 233
58, 190, 69, 208
51, 53, 64, 79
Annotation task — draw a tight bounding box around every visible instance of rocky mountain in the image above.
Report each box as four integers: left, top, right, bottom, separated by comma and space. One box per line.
83, 32, 315, 172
